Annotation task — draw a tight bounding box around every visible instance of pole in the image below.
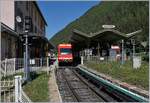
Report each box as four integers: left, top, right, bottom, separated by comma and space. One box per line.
98, 42, 100, 57
133, 40, 135, 58
15, 76, 19, 103
23, 52, 26, 80
25, 34, 30, 81
15, 76, 22, 102
4, 58, 7, 77
121, 40, 124, 64
47, 57, 49, 75
87, 42, 90, 61
132, 39, 135, 68
14, 58, 16, 74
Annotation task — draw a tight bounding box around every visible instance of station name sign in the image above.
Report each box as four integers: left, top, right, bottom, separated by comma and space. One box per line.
102, 25, 115, 29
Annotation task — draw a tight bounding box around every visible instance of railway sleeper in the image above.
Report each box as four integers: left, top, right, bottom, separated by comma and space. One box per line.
73, 69, 117, 102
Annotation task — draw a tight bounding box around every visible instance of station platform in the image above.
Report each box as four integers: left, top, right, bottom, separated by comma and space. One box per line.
48, 61, 62, 102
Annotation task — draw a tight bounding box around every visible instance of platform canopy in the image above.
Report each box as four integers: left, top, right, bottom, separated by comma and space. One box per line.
70, 29, 142, 51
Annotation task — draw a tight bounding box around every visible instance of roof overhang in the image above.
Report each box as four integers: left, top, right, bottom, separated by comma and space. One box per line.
19, 33, 54, 49
1, 22, 18, 37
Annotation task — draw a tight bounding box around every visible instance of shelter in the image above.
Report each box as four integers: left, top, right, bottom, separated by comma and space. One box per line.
70, 28, 142, 57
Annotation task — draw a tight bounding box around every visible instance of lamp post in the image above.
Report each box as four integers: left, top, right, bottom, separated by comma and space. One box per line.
16, 16, 32, 81
24, 32, 30, 81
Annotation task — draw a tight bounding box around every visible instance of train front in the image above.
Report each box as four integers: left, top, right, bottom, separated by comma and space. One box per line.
58, 44, 73, 65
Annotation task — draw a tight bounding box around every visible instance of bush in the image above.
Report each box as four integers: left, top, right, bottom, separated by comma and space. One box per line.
142, 54, 149, 62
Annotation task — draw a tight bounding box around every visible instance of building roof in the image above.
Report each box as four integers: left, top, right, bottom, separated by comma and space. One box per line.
1, 22, 18, 37
34, 2, 47, 26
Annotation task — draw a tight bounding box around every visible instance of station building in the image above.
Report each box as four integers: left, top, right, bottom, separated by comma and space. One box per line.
0, 1, 53, 60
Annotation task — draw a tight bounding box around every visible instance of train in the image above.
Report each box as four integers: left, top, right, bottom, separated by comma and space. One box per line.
58, 44, 73, 65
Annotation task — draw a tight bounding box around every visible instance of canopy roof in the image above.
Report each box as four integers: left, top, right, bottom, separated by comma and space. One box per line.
70, 29, 142, 50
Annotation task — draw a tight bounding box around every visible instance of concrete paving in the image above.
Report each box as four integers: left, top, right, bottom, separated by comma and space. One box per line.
48, 62, 62, 102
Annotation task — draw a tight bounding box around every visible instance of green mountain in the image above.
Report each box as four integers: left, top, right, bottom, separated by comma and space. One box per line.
50, 1, 149, 47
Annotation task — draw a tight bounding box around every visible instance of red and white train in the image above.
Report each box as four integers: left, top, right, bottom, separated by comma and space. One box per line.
58, 44, 73, 65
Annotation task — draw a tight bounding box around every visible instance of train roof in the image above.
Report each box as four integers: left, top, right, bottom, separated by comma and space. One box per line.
58, 44, 72, 47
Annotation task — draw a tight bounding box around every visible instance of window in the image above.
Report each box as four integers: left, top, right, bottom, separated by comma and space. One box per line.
60, 48, 72, 55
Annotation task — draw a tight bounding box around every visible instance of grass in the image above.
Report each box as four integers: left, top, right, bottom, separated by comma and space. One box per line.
85, 60, 149, 90
1, 72, 50, 102
23, 72, 50, 102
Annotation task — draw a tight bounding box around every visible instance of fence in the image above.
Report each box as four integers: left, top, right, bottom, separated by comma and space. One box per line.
82, 56, 109, 64
82, 55, 133, 65
1, 57, 52, 77
0, 79, 15, 102
1, 76, 31, 102
1, 57, 57, 102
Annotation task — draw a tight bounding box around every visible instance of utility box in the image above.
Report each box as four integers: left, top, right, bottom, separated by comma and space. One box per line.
133, 56, 141, 69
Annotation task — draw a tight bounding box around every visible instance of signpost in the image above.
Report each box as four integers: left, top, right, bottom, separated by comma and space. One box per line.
102, 25, 115, 29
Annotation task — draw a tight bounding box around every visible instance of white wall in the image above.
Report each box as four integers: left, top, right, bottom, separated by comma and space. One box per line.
0, 0, 15, 30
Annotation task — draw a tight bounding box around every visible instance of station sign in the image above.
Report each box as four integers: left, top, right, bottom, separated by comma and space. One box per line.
102, 25, 115, 29
111, 45, 120, 49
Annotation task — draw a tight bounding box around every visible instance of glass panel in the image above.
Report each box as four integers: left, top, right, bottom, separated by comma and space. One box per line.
60, 48, 72, 55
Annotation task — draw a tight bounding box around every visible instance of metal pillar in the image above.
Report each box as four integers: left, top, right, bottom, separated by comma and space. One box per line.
98, 42, 100, 57
24, 34, 30, 81
87, 41, 90, 61
121, 40, 124, 64
133, 40, 135, 58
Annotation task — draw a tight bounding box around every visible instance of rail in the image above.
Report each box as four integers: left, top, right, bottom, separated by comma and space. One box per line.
56, 67, 117, 102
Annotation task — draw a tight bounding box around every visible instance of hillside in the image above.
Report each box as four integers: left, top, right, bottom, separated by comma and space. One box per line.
50, 1, 149, 47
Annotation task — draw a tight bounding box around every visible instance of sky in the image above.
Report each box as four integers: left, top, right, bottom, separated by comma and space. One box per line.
37, 1, 100, 40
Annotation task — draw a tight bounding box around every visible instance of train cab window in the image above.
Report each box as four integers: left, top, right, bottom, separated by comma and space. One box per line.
60, 48, 72, 55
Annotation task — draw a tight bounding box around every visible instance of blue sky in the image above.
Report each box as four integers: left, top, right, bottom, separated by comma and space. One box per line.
37, 1, 100, 39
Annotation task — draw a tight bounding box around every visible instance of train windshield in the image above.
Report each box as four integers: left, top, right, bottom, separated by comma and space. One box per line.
60, 48, 72, 55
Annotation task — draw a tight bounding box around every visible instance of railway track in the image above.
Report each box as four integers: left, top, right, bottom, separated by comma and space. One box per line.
56, 67, 116, 102
56, 67, 148, 102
